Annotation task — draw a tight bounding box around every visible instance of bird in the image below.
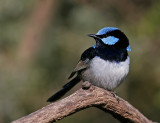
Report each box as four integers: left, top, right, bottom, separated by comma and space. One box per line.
47, 27, 131, 102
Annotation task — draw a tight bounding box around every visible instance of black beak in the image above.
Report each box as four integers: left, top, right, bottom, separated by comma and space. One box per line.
88, 34, 100, 39
88, 34, 96, 37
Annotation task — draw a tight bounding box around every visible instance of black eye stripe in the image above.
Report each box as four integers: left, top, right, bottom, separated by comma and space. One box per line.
97, 30, 127, 39
96, 34, 106, 38
108, 30, 128, 39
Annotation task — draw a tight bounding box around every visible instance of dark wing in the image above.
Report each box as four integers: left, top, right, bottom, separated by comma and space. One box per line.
68, 47, 96, 79
68, 59, 89, 79
47, 47, 97, 102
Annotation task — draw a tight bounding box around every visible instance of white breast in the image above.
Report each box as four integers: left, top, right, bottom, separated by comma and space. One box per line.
83, 56, 130, 90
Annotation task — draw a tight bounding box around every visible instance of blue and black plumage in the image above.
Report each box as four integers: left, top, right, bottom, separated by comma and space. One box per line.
47, 27, 131, 102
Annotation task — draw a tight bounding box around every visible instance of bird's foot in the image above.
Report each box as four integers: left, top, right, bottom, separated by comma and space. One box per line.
110, 91, 120, 103
82, 81, 91, 90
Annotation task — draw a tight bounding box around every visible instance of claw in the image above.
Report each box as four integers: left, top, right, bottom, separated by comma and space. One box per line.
110, 91, 120, 103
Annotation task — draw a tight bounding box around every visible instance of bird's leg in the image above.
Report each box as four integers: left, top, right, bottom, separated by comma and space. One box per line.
110, 90, 120, 103
82, 81, 91, 90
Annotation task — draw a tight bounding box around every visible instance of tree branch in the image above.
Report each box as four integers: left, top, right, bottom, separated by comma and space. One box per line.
12, 86, 155, 123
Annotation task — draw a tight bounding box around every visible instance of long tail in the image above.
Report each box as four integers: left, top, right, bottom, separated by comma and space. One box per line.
47, 77, 80, 102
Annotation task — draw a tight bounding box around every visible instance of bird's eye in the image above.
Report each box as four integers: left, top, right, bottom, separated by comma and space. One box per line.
101, 34, 107, 38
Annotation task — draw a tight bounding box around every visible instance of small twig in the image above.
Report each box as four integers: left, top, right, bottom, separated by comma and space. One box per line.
12, 86, 155, 123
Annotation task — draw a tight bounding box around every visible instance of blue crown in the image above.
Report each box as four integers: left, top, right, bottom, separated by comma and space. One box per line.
96, 27, 119, 35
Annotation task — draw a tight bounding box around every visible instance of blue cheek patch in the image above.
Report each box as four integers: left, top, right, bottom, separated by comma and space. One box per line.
101, 36, 119, 45
127, 45, 131, 51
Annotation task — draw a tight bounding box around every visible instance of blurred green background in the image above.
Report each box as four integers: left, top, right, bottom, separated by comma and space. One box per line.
0, 0, 160, 122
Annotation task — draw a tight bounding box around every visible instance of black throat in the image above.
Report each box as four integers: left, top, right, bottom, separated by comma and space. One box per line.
95, 45, 128, 62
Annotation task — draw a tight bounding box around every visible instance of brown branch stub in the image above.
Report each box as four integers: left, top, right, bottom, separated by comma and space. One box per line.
12, 86, 154, 123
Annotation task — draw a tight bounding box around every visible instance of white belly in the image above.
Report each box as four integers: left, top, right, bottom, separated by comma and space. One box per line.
82, 56, 130, 90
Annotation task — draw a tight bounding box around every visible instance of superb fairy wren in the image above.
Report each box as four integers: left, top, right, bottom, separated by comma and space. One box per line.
47, 27, 131, 102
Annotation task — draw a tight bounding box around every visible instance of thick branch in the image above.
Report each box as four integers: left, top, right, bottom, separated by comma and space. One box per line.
12, 86, 154, 123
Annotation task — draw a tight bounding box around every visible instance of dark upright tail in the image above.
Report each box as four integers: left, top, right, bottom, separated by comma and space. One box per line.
47, 77, 80, 102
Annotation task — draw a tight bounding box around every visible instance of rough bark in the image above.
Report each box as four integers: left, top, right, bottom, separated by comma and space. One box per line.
12, 86, 155, 123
